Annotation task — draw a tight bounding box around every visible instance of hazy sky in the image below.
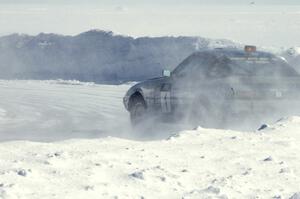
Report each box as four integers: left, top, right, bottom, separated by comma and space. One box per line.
0, 0, 299, 47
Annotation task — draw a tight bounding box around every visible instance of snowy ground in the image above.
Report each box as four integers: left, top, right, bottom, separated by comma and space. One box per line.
0, 80, 189, 142
0, 116, 300, 198
0, 80, 299, 198
0, 80, 132, 142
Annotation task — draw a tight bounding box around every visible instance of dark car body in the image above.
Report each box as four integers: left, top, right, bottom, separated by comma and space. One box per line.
124, 48, 300, 128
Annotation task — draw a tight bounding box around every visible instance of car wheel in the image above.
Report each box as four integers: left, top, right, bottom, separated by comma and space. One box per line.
130, 101, 147, 126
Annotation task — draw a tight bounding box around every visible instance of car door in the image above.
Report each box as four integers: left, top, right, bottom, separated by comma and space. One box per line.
160, 82, 172, 113
167, 52, 233, 117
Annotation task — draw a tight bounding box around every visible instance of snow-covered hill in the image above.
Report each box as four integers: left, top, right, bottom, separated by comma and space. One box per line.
0, 116, 300, 198
0, 30, 240, 83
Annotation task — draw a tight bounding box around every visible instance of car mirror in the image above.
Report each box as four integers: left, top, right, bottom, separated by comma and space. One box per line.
162, 69, 171, 77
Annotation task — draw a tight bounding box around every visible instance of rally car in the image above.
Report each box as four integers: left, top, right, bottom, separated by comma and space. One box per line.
123, 46, 300, 129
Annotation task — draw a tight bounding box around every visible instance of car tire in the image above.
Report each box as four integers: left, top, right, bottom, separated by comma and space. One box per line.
130, 100, 147, 126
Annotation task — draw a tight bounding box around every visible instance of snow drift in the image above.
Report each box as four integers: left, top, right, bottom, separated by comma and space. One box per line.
0, 116, 300, 198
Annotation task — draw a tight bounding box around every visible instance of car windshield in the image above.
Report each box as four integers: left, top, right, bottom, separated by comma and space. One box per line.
172, 52, 298, 79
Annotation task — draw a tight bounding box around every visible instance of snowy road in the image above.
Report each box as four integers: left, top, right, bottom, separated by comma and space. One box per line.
0, 80, 299, 198
0, 80, 131, 141
0, 80, 190, 142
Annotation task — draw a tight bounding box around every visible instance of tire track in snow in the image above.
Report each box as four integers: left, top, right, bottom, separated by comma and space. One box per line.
0, 80, 131, 142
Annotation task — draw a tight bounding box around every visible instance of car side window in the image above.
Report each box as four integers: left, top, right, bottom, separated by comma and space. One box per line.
172, 53, 232, 79
172, 54, 209, 79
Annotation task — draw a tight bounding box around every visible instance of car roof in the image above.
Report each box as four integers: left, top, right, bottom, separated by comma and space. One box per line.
172, 48, 299, 77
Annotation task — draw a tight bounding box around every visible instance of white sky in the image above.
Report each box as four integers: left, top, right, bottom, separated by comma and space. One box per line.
1, 0, 299, 5
0, 1, 299, 47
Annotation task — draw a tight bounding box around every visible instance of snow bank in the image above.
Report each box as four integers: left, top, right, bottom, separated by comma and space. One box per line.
0, 117, 299, 199
0, 79, 96, 86
45, 79, 96, 86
